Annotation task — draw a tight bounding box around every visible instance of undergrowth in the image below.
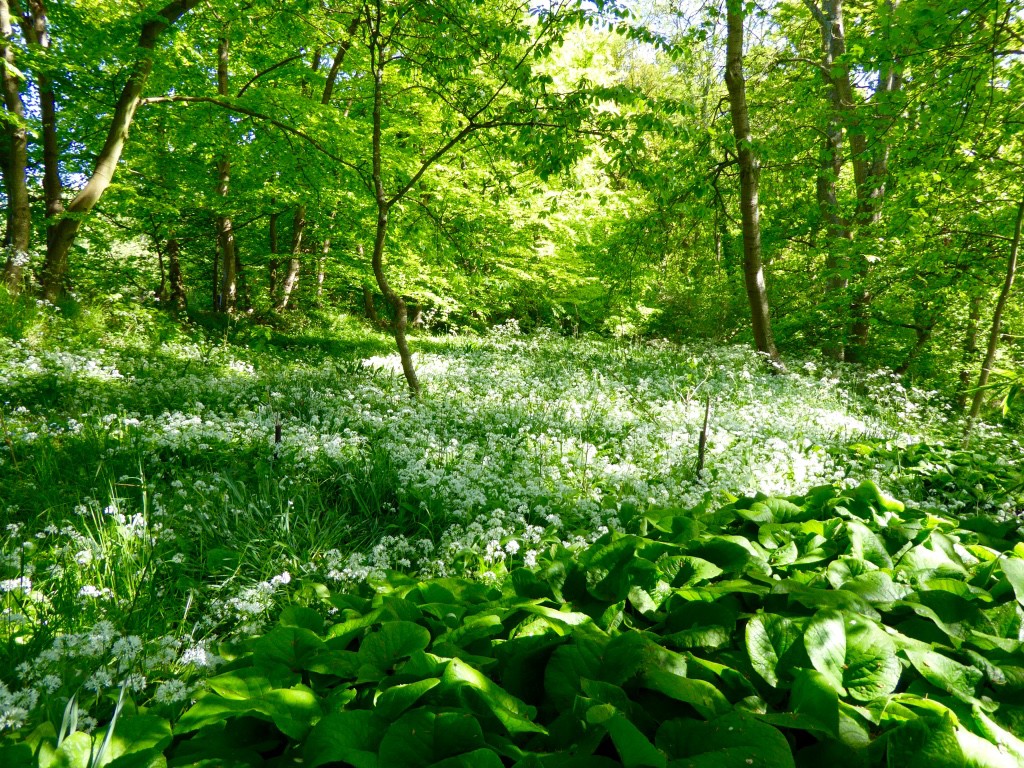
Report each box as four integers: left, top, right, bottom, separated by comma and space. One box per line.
0, 296, 1022, 766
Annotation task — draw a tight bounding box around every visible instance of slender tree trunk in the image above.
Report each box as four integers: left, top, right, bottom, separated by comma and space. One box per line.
215, 35, 237, 313
276, 205, 304, 310
804, 0, 899, 364
1, 0, 31, 293
363, 283, 379, 323
967, 197, 1024, 424
957, 294, 982, 410
40, 0, 202, 301
316, 238, 329, 301
369, 12, 419, 395
809, 0, 852, 361
167, 238, 186, 311
18, 1, 62, 256
268, 208, 280, 301
316, 210, 336, 303
724, 0, 779, 361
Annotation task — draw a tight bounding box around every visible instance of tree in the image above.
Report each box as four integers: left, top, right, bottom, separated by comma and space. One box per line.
724, 0, 778, 361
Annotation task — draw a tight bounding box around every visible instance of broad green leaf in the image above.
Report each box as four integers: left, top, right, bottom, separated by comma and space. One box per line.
904, 649, 983, 704
1000, 558, 1024, 607
887, 714, 965, 768
98, 716, 172, 766
846, 520, 893, 568
804, 610, 847, 694
377, 709, 487, 767
843, 571, 911, 604
208, 668, 274, 700
175, 685, 320, 740
359, 622, 432, 671
843, 616, 901, 702
375, 678, 441, 721
642, 667, 731, 719
656, 712, 794, 767
790, 669, 840, 737
252, 625, 325, 678
587, 705, 666, 768
745, 613, 801, 688
52, 732, 92, 768
304, 710, 384, 768
442, 657, 545, 734
279, 605, 325, 634
429, 748, 505, 768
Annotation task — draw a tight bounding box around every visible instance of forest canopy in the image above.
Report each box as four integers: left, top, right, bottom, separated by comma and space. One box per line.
1, 0, 1021, 401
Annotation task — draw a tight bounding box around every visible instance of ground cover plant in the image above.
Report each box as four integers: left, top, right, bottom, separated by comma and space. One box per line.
1, 298, 1022, 766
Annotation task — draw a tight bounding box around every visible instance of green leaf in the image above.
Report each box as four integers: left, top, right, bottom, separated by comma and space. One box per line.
98, 716, 172, 766
251, 625, 325, 678
790, 669, 840, 737
904, 649, 983, 704
175, 685, 321, 740
843, 616, 901, 702
642, 667, 732, 719
207, 668, 274, 700
377, 709, 487, 767
1000, 558, 1024, 607
279, 605, 325, 634
442, 657, 545, 734
745, 613, 801, 688
52, 732, 93, 768
804, 610, 847, 694
304, 710, 384, 768
587, 705, 666, 768
375, 678, 441, 721
359, 622, 432, 672
888, 716, 966, 768
656, 712, 795, 767
429, 748, 505, 768
846, 520, 894, 568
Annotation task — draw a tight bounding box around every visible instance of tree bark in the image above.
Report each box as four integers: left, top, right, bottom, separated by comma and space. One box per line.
967, 197, 1024, 424
0, 0, 31, 293
268, 208, 280, 301
804, 0, 900, 363
362, 283, 379, 323
724, 0, 779, 361
18, 1, 62, 257
215, 35, 237, 312
276, 205, 304, 310
957, 294, 982, 410
166, 238, 186, 311
39, 0, 202, 301
369, 7, 419, 395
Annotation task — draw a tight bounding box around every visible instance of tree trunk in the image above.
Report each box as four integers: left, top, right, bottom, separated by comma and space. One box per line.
18, 1, 62, 257
276, 205, 304, 310
167, 238, 186, 311
724, 0, 779, 361
967, 197, 1024, 425
39, 0, 202, 301
362, 283, 379, 323
268, 208, 279, 301
957, 294, 982, 410
808, 0, 852, 361
1, 0, 31, 293
804, 0, 900, 363
370, 13, 419, 395
215, 35, 237, 313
